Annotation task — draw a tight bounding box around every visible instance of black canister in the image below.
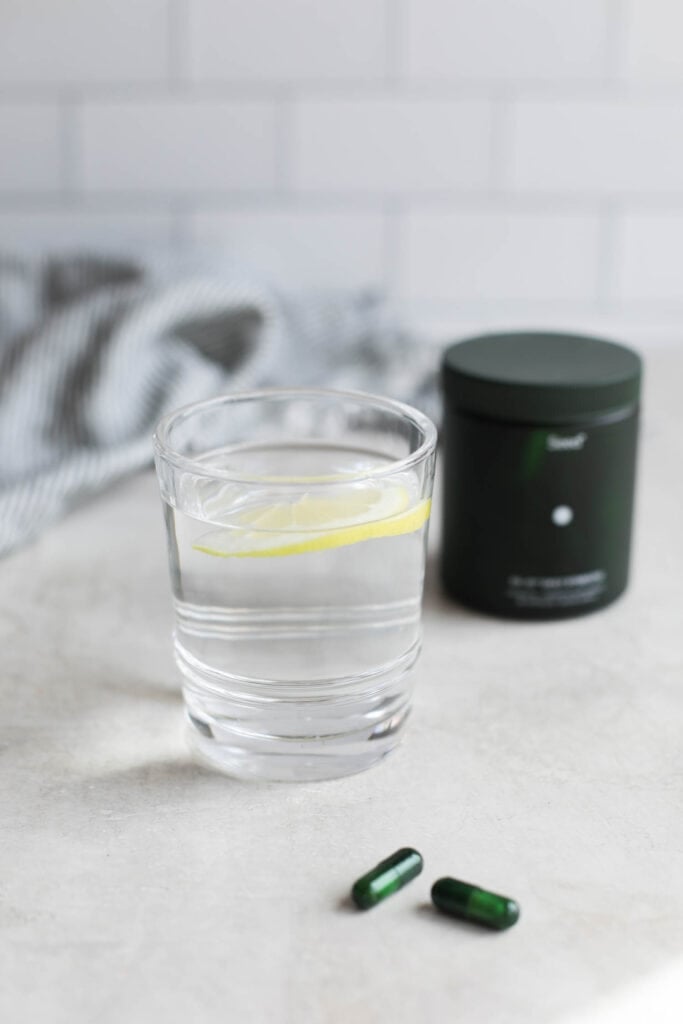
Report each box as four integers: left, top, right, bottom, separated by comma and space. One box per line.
441, 331, 642, 619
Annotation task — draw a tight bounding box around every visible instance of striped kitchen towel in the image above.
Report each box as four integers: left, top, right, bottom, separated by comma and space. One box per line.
0, 255, 438, 557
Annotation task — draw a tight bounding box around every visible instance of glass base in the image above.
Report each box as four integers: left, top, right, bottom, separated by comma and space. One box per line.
179, 636, 418, 782
181, 656, 415, 781
187, 717, 407, 782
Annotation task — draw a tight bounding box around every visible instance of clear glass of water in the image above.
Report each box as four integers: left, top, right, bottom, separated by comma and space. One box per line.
153, 389, 437, 782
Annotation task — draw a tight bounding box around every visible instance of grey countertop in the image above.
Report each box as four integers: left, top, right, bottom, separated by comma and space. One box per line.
2, 354, 683, 1024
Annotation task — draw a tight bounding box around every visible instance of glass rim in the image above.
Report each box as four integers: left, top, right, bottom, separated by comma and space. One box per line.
153, 386, 437, 486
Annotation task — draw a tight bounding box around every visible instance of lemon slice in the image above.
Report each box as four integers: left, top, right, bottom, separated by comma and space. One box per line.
193, 484, 431, 559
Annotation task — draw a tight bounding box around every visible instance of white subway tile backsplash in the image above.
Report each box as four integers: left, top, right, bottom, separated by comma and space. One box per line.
399, 208, 600, 302
0, 210, 176, 255
188, 207, 385, 289
187, 0, 387, 82
0, 106, 62, 192
292, 98, 492, 193
402, 0, 609, 81
613, 212, 683, 301
81, 101, 279, 193
509, 100, 683, 194
622, 0, 683, 80
0, 0, 168, 85
1, 0, 683, 337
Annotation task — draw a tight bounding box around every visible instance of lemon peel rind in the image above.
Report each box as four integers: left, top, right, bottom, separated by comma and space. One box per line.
193, 498, 431, 559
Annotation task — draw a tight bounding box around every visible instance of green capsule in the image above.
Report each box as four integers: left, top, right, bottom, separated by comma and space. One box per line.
431, 877, 520, 930
351, 848, 423, 910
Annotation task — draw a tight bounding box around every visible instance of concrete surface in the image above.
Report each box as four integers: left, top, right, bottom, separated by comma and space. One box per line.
2, 354, 683, 1024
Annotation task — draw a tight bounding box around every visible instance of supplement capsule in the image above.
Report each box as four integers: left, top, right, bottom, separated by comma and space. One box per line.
431, 877, 520, 930
351, 848, 423, 909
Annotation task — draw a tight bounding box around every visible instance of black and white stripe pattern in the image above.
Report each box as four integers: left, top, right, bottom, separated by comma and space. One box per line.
0, 255, 438, 557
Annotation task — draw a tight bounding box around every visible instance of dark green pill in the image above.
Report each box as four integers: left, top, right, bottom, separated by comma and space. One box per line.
431, 877, 520, 930
351, 848, 423, 909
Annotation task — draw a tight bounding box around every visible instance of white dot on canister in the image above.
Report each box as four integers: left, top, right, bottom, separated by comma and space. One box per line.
552, 505, 574, 527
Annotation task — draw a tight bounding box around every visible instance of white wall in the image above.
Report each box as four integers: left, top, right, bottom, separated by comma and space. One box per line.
1, 0, 683, 347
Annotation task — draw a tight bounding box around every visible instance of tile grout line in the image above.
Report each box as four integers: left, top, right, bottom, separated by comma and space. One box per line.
3, 189, 682, 212
488, 92, 512, 195
604, 0, 627, 83
59, 93, 82, 201
10, 78, 683, 103
385, 0, 404, 84
167, 0, 189, 88
596, 202, 619, 311
382, 198, 403, 302
275, 92, 295, 197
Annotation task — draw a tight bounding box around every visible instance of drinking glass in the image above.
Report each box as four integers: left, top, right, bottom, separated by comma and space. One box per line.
154, 389, 436, 781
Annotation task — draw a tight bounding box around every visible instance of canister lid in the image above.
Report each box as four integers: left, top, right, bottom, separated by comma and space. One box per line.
443, 331, 642, 425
